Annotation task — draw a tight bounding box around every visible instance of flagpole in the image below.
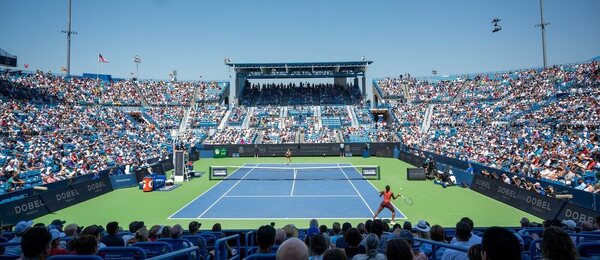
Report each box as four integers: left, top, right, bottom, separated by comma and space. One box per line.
96, 53, 99, 81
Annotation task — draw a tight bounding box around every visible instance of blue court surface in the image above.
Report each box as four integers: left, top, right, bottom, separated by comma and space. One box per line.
169, 163, 406, 220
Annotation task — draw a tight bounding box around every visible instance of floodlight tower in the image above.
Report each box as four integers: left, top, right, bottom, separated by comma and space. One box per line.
61, 0, 77, 76
536, 0, 550, 68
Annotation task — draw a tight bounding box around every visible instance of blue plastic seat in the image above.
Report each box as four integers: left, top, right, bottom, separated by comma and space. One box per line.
134, 242, 172, 258
47, 255, 103, 260
578, 242, 600, 258
98, 246, 147, 260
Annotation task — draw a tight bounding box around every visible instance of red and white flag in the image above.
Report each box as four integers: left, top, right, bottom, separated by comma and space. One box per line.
98, 54, 109, 63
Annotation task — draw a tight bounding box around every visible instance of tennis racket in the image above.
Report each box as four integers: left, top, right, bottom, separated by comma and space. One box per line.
400, 195, 413, 205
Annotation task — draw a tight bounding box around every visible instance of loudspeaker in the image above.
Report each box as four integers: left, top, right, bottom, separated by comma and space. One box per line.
407, 168, 427, 180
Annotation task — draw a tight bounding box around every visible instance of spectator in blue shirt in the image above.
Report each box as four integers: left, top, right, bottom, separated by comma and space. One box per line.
442, 222, 471, 260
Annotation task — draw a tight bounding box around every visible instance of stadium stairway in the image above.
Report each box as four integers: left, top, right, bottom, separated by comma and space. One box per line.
241, 107, 255, 129
453, 81, 471, 102
280, 107, 288, 129
421, 104, 434, 133
134, 82, 149, 107
316, 106, 323, 129
403, 83, 411, 104
218, 109, 232, 130
347, 105, 359, 127
179, 107, 191, 132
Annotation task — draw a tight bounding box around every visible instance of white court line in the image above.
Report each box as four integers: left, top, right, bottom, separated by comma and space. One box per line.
337, 163, 375, 215
290, 168, 297, 196
224, 195, 360, 198
171, 217, 374, 220
351, 166, 408, 220
196, 165, 257, 218
167, 164, 250, 219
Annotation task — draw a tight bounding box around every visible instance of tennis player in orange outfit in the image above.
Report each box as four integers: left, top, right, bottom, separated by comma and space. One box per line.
373, 185, 399, 224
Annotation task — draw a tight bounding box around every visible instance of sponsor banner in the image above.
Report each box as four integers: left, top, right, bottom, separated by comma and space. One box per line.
409, 147, 597, 211
110, 174, 138, 189
72, 176, 113, 202
0, 195, 50, 226
407, 168, 427, 180
40, 176, 113, 212
40, 185, 80, 212
202, 143, 401, 158
471, 174, 599, 221
558, 201, 599, 224
471, 174, 557, 220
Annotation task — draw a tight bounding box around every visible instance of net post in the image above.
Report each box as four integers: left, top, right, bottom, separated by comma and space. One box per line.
377, 166, 381, 180
209, 166, 213, 180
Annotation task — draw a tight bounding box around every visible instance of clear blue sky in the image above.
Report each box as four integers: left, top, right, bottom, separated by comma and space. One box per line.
1, 0, 599, 81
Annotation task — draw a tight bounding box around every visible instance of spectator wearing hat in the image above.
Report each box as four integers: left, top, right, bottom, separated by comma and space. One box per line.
101, 221, 124, 247
188, 221, 201, 235
20, 226, 52, 260
49, 229, 69, 256
49, 219, 66, 232
122, 221, 145, 246
5, 220, 33, 256
414, 220, 431, 247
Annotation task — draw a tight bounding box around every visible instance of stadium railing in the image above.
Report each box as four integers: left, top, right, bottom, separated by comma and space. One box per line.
214, 234, 241, 260
146, 246, 201, 260
413, 237, 468, 260
577, 242, 600, 259
47, 256, 103, 260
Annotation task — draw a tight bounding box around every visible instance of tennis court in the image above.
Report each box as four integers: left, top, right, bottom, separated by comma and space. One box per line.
169, 163, 406, 220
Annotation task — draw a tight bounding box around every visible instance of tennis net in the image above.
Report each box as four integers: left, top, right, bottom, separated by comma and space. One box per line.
209, 165, 380, 181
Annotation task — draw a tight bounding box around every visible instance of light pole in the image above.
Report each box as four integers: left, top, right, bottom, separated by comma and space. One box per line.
134, 55, 142, 79
61, 0, 77, 76
535, 0, 550, 68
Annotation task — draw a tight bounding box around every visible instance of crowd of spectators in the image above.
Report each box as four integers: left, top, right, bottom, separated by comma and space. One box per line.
0, 100, 170, 191
189, 105, 227, 128
144, 106, 185, 129
227, 106, 248, 126
138, 81, 195, 105
203, 128, 257, 145
399, 62, 600, 193
3, 215, 594, 260
197, 81, 226, 103
241, 82, 361, 106
259, 128, 297, 144
249, 107, 282, 129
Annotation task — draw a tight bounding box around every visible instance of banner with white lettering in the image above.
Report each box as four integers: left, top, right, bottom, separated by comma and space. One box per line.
0, 195, 50, 226
471, 174, 598, 222
40, 176, 113, 212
